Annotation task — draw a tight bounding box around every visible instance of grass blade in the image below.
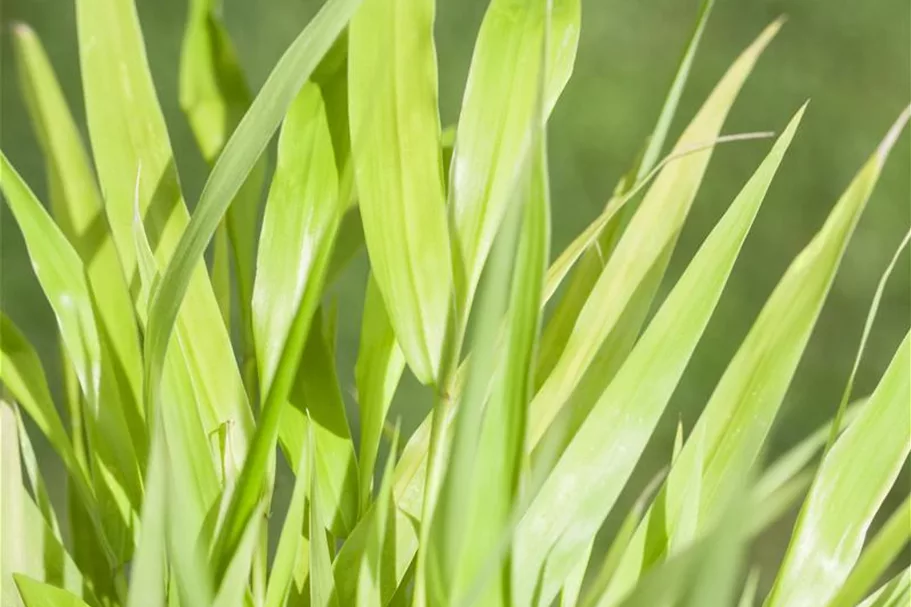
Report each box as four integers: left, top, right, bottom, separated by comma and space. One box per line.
357, 429, 400, 606
349, 0, 453, 385
13, 575, 91, 607
858, 569, 910, 607
605, 106, 911, 603
179, 0, 265, 395
450, 0, 580, 317
513, 103, 805, 607
527, 20, 783, 450
828, 495, 911, 607
765, 333, 911, 607
309, 421, 340, 607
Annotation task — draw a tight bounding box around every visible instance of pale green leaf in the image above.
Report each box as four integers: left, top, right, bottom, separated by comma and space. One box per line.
357, 429, 400, 606
858, 569, 910, 607
828, 495, 911, 607
355, 275, 406, 514
450, 0, 580, 317
76, 0, 253, 474
527, 20, 783, 449
738, 569, 761, 607
513, 103, 804, 607
766, 333, 911, 607
213, 503, 264, 607
14, 575, 91, 607
349, 0, 453, 385
309, 421, 340, 607
605, 106, 910, 604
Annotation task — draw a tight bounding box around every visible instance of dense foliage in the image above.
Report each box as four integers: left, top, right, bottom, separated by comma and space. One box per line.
0, 0, 908, 606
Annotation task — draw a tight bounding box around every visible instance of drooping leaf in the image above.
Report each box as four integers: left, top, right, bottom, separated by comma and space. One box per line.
349, 0, 453, 385
512, 103, 805, 607
765, 333, 911, 607
605, 106, 911, 604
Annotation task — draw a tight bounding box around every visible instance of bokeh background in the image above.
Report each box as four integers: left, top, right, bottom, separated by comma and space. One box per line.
2, 0, 909, 590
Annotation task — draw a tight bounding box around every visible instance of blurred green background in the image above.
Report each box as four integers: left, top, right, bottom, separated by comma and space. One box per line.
2, 0, 909, 587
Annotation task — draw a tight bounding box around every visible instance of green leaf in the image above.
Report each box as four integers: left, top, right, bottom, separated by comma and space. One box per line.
14, 575, 91, 607
357, 429, 400, 606
765, 333, 911, 607
2, 402, 89, 607
449, 0, 580, 317
605, 106, 911, 604
11, 23, 144, 440
309, 422, 340, 607
828, 495, 911, 607
264, 432, 311, 607
349, 0, 453, 385
737, 569, 761, 607
179, 0, 265, 396
0, 155, 142, 563
213, 503, 264, 607
536, 0, 715, 383
355, 275, 406, 514
858, 569, 910, 607
527, 20, 783, 450
14, 412, 60, 537
512, 102, 805, 607
76, 0, 253, 473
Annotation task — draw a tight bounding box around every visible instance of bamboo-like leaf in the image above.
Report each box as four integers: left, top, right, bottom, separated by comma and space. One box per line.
179, 0, 265, 394
264, 434, 311, 607
527, 20, 783, 450
828, 495, 911, 607
536, 0, 715, 383
605, 107, 911, 604
512, 104, 804, 607
428, 98, 551, 605
11, 24, 144, 439
213, 504, 265, 607
2, 402, 89, 607
14, 576, 91, 607
858, 569, 910, 607
76, 0, 253, 472
349, 0, 453, 385
14, 412, 60, 537
309, 422, 340, 607
0, 155, 142, 564
765, 333, 911, 607
357, 430, 400, 606
450, 0, 580, 317
355, 276, 406, 514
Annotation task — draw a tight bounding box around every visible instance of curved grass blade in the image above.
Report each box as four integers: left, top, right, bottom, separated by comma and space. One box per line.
355, 276, 406, 514
765, 333, 911, 607
1, 155, 143, 565
349, 0, 453, 385
76, 0, 253, 470
180, 0, 265, 394
12, 24, 143, 433
13, 575, 91, 607
357, 429, 400, 606
536, 0, 715, 382
604, 106, 911, 604
527, 20, 784, 450
828, 494, 911, 607
450, 0, 580, 318
512, 104, 805, 607
858, 569, 910, 607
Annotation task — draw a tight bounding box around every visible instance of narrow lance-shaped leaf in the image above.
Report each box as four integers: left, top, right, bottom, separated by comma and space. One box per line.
142, 0, 362, 438
355, 276, 406, 514
603, 106, 911, 604
309, 421, 340, 607
0, 155, 142, 564
179, 0, 265, 394
357, 429, 400, 606
12, 24, 144, 441
512, 104, 805, 607
828, 494, 911, 607
858, 569, 910, 607
527, 20, 783, 450
14, 575, 92, 607
76, 0, 253, 470
349, 0, 453, 385
450, 0, 580, 319
765, 333, 911, 607
535, 0, 715, 383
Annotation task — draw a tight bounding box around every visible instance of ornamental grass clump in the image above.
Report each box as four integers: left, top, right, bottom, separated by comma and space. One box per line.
1, 0, 909, 606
